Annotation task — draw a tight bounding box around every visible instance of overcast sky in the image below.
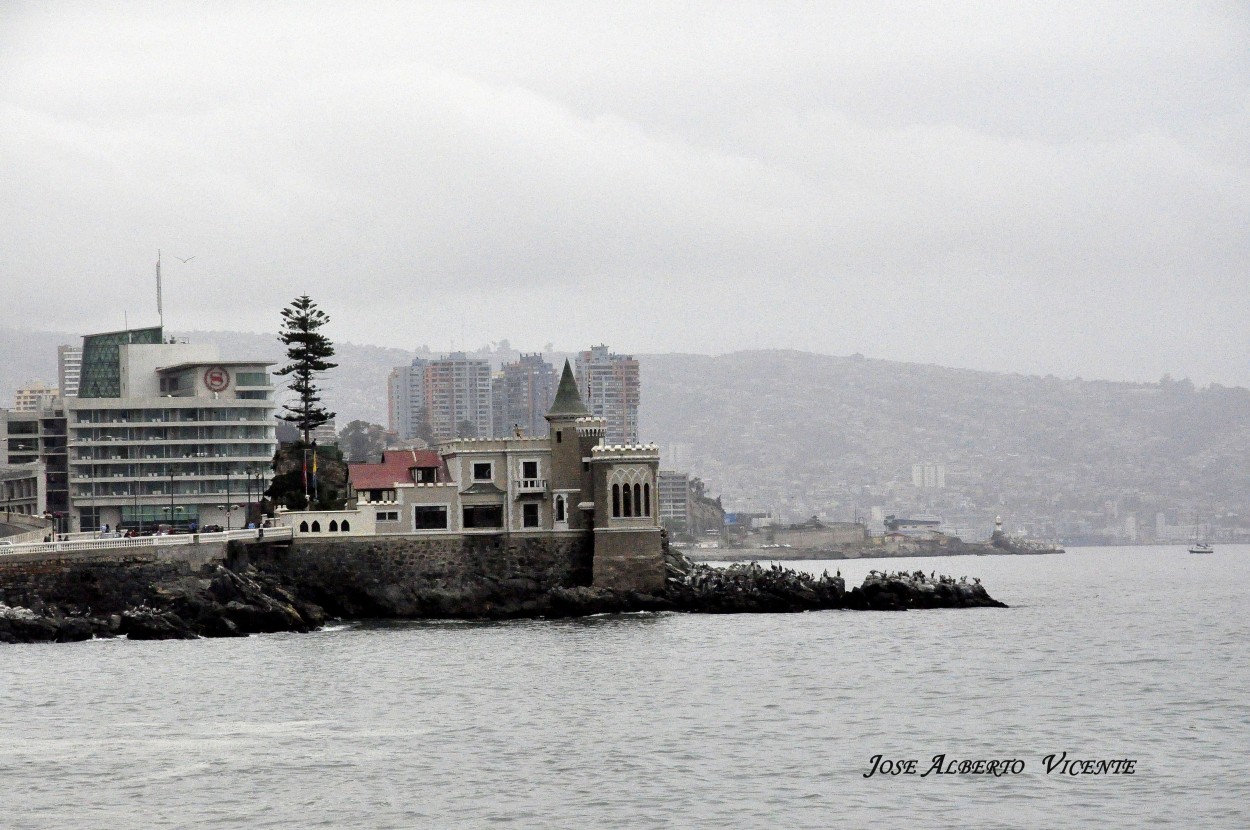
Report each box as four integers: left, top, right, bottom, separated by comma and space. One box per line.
2, 1, 1247, 385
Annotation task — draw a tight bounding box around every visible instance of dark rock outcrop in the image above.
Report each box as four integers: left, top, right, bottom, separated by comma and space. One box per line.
0, 563, 326, 644
843, 569, 1009, 610
2, 542, 1006, 645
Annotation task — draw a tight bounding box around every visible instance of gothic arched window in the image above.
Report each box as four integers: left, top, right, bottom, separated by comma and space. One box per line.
612, 484, 621, 517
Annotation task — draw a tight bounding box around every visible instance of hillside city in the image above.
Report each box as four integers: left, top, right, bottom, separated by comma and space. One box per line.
3, 325, 1249, 546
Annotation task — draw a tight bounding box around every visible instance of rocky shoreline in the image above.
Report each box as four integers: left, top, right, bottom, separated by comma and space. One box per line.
0, 546, 1005, 645
1, 563, 326, 644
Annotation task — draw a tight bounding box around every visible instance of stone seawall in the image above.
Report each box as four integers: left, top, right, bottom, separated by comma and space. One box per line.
0, 543, 227, 612
232, 532, 595, 618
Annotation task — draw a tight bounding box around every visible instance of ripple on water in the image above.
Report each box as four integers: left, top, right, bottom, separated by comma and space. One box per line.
2, 546, 1249, 828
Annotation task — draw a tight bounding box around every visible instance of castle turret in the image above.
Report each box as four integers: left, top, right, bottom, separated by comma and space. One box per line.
545, 360, 598, 531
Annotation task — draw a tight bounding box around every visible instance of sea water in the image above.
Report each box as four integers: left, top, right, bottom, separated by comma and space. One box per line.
2, 546, 1247, 829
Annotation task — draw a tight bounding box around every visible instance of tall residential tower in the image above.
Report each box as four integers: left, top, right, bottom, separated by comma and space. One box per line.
575, 345, 640, 445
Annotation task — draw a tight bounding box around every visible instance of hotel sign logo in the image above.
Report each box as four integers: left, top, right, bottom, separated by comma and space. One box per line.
203, 366, 231, 392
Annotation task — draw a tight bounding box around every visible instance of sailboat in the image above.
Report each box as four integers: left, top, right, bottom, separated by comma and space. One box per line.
1188, 515, 1213, 554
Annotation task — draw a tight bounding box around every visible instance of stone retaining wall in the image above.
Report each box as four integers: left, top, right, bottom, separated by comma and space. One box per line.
232, 532, 595, 618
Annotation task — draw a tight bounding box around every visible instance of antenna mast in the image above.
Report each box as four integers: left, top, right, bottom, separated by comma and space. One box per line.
156, 249, 164, 331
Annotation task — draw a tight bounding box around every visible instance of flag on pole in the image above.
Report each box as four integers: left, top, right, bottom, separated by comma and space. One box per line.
310, 441, 319, 495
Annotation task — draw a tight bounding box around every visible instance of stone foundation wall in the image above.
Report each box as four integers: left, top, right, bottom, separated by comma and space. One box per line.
232, 531, 595, 618
592, 528, 665, 593
0, 555, 202, 613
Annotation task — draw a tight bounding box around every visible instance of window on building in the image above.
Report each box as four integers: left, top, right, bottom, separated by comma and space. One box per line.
463, 504, 503, 528
522, 460, 538, 480
612, 484, 621, 518
329, 520, 339, 532
643, 482, 651, 516
341, 520, 350, 532
376, 510, 399, 522
412, 467, 438, 483
633, 483, 642, 518
414, 506, 448, 530
623, 483, 633, 517
472, 462, 493, 481
522, 502, 540, 528
555, 496, 566, 523
310, 521, 320, 532
556, 430, 562, 443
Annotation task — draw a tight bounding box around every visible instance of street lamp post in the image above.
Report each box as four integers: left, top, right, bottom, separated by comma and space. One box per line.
226, 468, 232, 530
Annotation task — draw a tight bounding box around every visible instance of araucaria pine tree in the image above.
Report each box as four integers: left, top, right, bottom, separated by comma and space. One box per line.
275, 295, 338, 444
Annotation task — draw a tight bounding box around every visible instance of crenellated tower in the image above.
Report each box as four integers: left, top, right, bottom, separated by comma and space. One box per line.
545, 360, 600, 532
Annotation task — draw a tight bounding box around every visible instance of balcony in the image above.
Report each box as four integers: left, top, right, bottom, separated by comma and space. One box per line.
513, 478, 547, 498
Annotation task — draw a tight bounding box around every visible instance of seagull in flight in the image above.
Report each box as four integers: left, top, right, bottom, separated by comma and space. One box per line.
173, 255, 196, 263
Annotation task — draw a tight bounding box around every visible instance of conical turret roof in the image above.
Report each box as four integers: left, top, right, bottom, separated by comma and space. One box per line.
546, 359, 588, 418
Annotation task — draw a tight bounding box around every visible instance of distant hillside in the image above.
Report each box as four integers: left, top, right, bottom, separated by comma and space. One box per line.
637, 350, 1250, 533
4, 327, 1248, 534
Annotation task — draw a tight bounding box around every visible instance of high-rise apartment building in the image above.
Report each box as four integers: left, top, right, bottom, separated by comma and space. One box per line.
66, 327, 277, 532
1, 401, 69, 521
575, 345, 640, 445
14, 381, 59, 412
657, 469, 691, 531
58, 345, 82, 398
493, 353, 557, 438
911, 463, 946, 489
387, 359, 428, 441
424, 353, 492, 442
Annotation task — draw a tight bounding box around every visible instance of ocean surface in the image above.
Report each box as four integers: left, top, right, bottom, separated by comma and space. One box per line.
3, 545, 1248, 829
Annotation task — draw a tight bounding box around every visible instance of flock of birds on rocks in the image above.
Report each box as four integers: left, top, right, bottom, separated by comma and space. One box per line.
661, 547, 1005, 611
864, 569, 981, 586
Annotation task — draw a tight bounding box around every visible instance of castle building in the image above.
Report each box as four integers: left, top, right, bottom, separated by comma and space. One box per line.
329, 361, 664, 592
575, 345, 640, 445
65, 327, 277, 533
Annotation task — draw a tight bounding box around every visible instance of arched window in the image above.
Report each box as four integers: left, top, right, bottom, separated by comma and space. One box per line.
643, 482, 651, 516
311, 521, 321, 532
612, 484, 621, 517
633, 483, 642, 517
329, 520, 339, 532
555, 496, 565, 523
341, 520, 350, 532
623, 482, 633, 517
299, 521, 309, 533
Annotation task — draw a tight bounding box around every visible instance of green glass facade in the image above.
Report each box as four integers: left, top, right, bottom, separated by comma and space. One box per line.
78, 327, 163, 399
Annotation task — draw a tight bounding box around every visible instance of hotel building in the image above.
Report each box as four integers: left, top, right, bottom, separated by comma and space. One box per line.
66, 327, 277, 532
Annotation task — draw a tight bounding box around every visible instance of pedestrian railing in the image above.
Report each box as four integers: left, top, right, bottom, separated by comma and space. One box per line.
0, 526, 292, 558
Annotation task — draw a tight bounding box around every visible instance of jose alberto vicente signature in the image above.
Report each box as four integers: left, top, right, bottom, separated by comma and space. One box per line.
864, 752, 1137, 778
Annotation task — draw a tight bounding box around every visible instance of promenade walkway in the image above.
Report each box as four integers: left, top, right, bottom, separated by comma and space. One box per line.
0, 527, 292, 558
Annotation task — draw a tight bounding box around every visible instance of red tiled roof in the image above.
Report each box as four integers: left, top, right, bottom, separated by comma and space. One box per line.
348, 449, 447, 490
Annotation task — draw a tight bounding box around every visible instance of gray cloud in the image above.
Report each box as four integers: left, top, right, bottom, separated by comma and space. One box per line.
1, 1, 1247, 385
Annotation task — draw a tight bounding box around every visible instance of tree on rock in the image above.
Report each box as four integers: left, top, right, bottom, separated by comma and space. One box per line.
339, 420, 389, 464
275, 295, 337, 444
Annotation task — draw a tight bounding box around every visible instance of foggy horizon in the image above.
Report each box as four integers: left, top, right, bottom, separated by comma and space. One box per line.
3, 2, 1247, 387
